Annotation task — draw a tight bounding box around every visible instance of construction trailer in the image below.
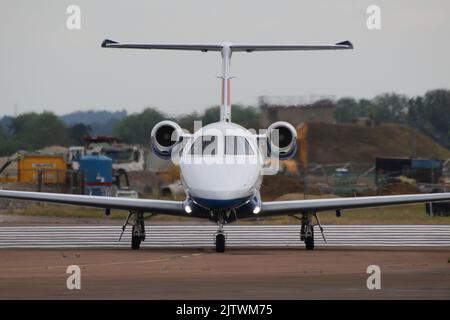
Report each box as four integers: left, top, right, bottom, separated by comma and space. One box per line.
0, 153, 67, 184
375, 157, 443, 184
18, 154, 66, 184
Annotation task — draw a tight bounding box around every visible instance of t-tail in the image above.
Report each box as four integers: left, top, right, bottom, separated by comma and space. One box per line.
101, 39, 353, 122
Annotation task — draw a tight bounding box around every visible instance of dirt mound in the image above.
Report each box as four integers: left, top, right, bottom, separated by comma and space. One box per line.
274, 193, 337, 201
356, 182, 422, 196
260, 175, 322, 200
307, 123, 450, 164
37, 146, 68, 155
379, 182, 422, 195
260, 175, 304, 200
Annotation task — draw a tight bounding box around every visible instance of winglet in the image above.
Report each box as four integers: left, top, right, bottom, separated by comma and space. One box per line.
101, 39, 118, 48
335, 40, 353, 49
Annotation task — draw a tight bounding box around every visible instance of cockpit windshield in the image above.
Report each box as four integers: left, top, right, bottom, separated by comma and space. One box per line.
225, 136, 254, 155
189, 135, 254, 156
189, 135, 218, 156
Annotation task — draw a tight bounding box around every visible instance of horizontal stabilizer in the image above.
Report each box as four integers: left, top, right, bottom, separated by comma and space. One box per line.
230, 41, 353, 52
101, 39, 354, 53
101, 39, 222, 52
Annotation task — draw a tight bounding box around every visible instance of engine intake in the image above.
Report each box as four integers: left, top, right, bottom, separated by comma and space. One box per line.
151, 120, 183, 159
267, 121, 297, 159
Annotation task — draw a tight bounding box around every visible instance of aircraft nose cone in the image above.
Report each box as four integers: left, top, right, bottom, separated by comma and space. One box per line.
181, 161, 260, 202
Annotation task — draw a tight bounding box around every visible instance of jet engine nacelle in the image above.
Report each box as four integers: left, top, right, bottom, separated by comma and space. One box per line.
267, 121, 297, 159
151, 120, 183, 159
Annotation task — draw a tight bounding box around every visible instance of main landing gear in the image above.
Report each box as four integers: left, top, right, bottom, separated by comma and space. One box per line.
119, 210, 153, 250
296, 212, 326, 250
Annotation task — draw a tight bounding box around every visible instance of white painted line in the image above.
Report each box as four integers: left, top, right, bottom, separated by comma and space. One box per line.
0, 225, 449, 248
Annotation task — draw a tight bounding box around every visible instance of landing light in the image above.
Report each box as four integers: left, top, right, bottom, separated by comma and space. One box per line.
184, 205, 192, 214
253, 206, 261, 214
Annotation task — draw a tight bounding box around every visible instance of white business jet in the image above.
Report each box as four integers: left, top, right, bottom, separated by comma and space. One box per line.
1, 39, 449, 252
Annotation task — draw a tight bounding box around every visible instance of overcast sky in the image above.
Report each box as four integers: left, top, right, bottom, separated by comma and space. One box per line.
1, 0, 449, 117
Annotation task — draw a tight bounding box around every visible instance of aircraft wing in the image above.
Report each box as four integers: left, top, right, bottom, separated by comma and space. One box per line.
2, 190, 448, 218
0, 190, 184, 215
261, 193, 450, 216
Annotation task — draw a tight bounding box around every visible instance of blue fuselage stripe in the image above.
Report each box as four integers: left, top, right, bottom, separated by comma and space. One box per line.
192, 196, 251, 209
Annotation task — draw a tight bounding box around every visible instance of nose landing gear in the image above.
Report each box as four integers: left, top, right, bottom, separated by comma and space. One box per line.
215, 232, 226, 253
215, 211, 227, 253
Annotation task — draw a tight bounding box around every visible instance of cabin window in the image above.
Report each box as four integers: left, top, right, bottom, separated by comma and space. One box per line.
189, 135, 218, 156
225, 136, 254, 155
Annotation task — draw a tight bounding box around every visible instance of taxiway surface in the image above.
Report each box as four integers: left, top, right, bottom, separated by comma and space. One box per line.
0, 248, 449, 299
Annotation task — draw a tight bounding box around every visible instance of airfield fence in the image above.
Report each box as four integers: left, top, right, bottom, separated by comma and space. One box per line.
298, 162, 450, 197
299, 162, 377, 196
0, 169, 85, 209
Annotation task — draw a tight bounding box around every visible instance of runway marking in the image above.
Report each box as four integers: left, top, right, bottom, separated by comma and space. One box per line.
47, 252, 205, 269
0, 225, 449, 248
0, 252, 205, 272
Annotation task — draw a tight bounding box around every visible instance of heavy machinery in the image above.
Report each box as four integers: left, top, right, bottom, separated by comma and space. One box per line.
68, 136, 144, 197
68, 136, 145, 173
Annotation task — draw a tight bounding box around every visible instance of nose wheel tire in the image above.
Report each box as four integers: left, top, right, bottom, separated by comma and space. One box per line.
215, 233, 226, 253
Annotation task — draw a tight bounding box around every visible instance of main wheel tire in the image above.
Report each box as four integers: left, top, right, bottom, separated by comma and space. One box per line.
305, 235, 314, 250
215, 233, 226, 253
131, 235, 141, 250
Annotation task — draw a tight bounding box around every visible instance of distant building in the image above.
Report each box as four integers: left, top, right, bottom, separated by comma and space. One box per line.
260, 103, 336, 128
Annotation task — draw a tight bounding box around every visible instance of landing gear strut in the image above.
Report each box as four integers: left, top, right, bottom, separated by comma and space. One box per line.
131, 211, 145, 250
297, 212, 326, 250
215, 212, 226, 253
119, 210, 149, 250
300, 214, 315, 250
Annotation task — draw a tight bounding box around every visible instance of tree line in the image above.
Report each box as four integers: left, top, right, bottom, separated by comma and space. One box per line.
0, 112, 91, 156
0, 89, 448, 157
333, 89, 450, 149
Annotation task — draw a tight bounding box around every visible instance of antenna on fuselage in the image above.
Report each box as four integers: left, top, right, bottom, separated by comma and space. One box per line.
101, 39, 353, 122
